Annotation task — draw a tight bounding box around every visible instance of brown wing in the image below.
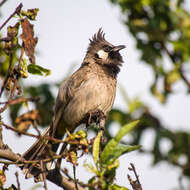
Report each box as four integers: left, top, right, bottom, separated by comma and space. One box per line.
52, 66, 91, 135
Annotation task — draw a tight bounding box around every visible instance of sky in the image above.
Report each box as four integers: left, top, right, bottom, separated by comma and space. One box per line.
1, 0, 190, 190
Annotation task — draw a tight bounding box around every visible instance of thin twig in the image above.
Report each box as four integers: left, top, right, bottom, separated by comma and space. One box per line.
18, 46, 24, 68
0, 77, 18, 113
0, 56, 19, 113
61, 168, 73, 181
15, 172, 21, 190
162, 43, 190, 91
0, 126, 4, 148
0, 32, 24, 101
2, 122, 39, 138
10, 77, 18, 99
0, 37, 12, 42
179, 69, 190, 91
0, 96, 40, 105
73, 165, 79, 190
47, 169, 86, 190
0, 0, 7, 7
130, 163, 141, 187
128, 163, 142, 190
0, 149, 65, 165
1, 122, 66, 144
0, 127, 86, 190
41, 160, 48, 190
32, 121, 42, 137
0, 146, 85, 190
0, 3, 23, 31
61, 168, 88, 189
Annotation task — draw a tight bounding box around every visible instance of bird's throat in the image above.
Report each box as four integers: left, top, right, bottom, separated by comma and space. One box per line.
103, 63, 120, 78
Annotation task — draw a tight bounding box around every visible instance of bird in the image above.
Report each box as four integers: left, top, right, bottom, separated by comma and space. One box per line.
21, 28, 125, 181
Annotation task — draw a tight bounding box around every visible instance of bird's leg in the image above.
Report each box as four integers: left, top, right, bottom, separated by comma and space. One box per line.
93, 110, 107, 145
96, 110, 106, 131
83, 110, 106, 130
90, 109, 106, 130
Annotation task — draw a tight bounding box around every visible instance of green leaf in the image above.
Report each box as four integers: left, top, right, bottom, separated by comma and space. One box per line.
93, 130, 103, 165
109, 184, 129, 190
27, 64, 51, 76
115, 120, 140, 142
107, 159, 119, 171
100, 120, 140, 164
75, 130, 87, 138
106, 144, 141, 165
100, 138, 118, 164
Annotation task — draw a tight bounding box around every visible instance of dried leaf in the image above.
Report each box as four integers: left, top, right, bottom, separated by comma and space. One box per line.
21, 18, 38, 64
15, 109, 38, 135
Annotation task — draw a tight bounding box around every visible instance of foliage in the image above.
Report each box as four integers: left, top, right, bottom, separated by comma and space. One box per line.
109, 0, 190, 183
84, 121, 140, 190
110, 0, 190, 102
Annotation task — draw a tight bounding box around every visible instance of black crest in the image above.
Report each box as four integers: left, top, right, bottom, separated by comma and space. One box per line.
89, 28, 106, 44
87, 28, 112, 54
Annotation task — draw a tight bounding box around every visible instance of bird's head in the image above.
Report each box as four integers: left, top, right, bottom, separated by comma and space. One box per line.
84, 28, 125, 76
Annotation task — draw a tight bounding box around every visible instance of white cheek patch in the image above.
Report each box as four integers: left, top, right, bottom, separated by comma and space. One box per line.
97, 50, 108, 60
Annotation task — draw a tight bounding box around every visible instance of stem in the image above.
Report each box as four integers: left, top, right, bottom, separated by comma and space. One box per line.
0, 3, 23, 31
0, 0, 7, 7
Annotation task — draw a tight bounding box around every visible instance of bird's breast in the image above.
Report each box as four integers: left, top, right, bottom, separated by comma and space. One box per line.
63, 72, 116, 127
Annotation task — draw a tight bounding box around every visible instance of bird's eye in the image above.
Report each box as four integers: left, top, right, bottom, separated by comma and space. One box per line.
103, 45, 112, 52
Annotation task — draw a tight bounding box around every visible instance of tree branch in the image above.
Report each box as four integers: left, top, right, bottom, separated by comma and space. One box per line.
128, 163, 143, 190
1, 122, 65, 144
0, 0, 7, 7
0, 128, 86, 190
179, 68, 190, 92
0, 3, 23, 31
0, 96, 40, 105
47, 169, 86, 190
162, 43, 190, 91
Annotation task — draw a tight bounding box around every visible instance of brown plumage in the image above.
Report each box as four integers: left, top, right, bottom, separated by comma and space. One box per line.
21, 28, 125, 181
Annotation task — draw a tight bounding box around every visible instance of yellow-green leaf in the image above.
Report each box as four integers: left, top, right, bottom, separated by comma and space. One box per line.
93, 130, 103, 165
106, 144, 141, 165
100, 120, 140, 165
115, 120, 140, 142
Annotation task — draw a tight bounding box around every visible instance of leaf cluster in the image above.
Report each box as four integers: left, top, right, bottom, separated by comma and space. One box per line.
110, 0, 190, 102
85, 121, 140, 190
106, 95, 190, 180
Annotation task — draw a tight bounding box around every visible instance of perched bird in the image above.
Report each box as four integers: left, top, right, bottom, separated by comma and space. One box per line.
22, 28, 125, 180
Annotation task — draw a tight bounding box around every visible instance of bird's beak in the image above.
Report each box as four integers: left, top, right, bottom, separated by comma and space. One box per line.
112, 45, 126, 52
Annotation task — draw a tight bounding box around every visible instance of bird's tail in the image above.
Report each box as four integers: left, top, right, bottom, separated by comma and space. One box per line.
21, 125, 60, 182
